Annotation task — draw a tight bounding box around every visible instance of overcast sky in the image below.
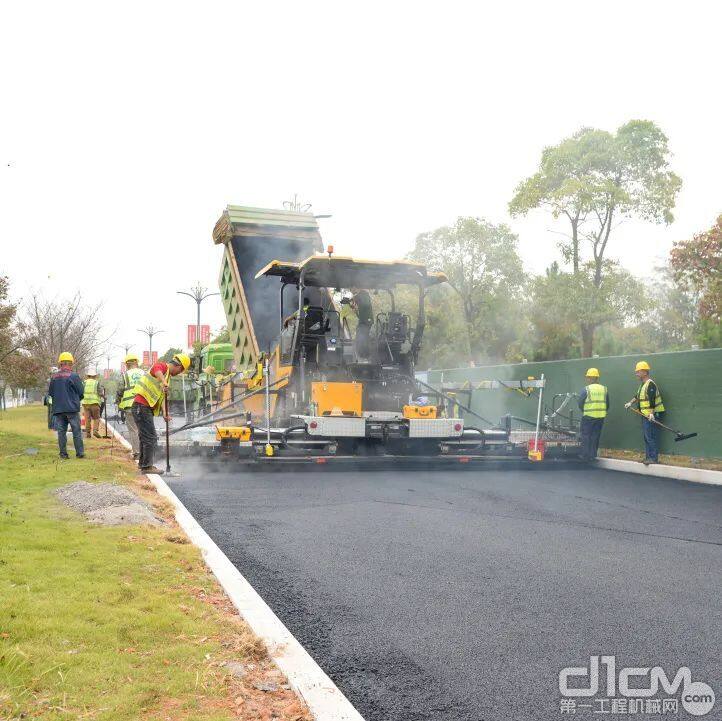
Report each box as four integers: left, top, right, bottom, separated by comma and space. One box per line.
2, 1, 720, 368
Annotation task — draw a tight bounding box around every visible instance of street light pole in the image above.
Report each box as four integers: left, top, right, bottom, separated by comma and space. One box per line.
177, 284, 220, 348
137, 326, 164, 363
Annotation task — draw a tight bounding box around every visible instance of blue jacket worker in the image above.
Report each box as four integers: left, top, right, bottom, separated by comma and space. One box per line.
577, 367, 609, 462
47, 352, 85, 459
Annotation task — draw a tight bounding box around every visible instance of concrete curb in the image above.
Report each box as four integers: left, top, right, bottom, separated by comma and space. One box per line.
597, 458, 722, 486
106, 422, 365, 721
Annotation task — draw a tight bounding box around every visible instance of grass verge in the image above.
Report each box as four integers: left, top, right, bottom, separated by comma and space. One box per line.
0, 405, 310, 721
599, 447, 722, 472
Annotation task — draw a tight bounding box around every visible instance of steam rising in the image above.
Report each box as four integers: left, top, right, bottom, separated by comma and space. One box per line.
230, 235, 324, 353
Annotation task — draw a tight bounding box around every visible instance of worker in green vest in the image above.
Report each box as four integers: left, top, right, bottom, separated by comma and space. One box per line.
81, 368, 105, 438
116, 353, 144, 459
577, 367, 609, 462
625, 360, 665, 465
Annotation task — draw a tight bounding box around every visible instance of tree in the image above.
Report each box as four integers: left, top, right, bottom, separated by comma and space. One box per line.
21, 292, 106, 373
509, 120, 682, 355
409, 217, 527, 362
0, 352, 44, 402
159, 347, 183, 363
0, 275, 19, 362
526, 263, 580, 361
642, 267, 699, 351
526, 261, 647, 360
409, 284, 470, 370
0, 277, 46, 404
212, 326, 230, 343
670, 215, 722, 322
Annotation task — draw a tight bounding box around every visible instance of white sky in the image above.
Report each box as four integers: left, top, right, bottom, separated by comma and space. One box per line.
2, 1, 720, 368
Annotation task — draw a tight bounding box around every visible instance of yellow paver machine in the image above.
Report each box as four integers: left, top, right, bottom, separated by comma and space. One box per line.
172, 205, 582, 467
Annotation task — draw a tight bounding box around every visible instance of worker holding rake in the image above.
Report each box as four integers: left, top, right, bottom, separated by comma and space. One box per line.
625, 361, 665, 465
131, 353, 190, 474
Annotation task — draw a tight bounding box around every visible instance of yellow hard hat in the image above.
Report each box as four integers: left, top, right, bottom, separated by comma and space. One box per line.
124, 353, 139, 364
58, 351, 74, 363
585, 367, 600, 378
172, 353, 191, 371
635, 360, 650, 372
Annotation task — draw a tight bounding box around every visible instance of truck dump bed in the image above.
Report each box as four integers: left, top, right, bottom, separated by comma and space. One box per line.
213, 205, 324, 369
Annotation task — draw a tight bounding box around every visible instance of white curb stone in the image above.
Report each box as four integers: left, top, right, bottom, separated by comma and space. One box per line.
107, 422, 365, 721
597, 458, 722, 486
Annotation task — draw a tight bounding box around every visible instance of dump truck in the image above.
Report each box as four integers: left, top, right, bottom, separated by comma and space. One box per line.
166, 343, 235, 418
169, 205, 581, 465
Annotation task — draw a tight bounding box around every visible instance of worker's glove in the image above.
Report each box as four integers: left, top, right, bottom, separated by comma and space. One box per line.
647, 412, 655, 421
624, 402, 632, 409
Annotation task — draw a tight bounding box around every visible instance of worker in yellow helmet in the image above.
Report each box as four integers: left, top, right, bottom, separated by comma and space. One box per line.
81, 367, 105, 439
130, 353, 191, 474
577, 368, 609, 462
116, 353, 144, 458
47, 352, 85, 459
625, 361, 665, 465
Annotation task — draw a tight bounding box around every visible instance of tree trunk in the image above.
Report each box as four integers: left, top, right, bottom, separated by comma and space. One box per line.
462, 297, 475, 363
580, 323, 595, 357
464, 318, 474, 363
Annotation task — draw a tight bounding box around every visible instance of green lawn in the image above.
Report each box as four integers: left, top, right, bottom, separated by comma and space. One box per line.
0, 406, 305, 721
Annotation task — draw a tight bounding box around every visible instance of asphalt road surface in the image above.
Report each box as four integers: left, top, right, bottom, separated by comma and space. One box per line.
163, 461, 721, 721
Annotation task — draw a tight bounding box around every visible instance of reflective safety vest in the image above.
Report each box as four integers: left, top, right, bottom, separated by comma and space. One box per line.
82, 378, 101, 406
133, 369, 170, 415
637, 379, 665, 414
583, 383, 608, 418
119, 368, 144, 409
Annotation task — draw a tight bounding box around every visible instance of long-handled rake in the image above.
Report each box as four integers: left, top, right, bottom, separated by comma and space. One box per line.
627, 406, 698, 442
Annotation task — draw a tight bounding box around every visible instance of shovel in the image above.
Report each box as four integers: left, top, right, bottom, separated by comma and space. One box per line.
627, 406, 698, 442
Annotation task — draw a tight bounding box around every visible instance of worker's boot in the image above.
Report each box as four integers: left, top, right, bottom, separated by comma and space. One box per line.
141, 465, 164, 475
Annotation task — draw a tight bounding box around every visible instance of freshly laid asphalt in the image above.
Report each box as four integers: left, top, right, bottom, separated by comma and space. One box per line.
164, 461, 721, 721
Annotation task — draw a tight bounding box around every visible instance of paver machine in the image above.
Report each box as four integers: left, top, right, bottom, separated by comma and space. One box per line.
171, 205, 581, 465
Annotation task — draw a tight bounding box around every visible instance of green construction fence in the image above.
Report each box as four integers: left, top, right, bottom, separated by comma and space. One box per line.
426, 348, 722, 459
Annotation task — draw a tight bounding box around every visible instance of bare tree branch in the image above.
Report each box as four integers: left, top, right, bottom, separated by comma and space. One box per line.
20, 292, 107, 373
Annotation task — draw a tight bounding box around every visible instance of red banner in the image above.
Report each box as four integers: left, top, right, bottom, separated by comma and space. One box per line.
188, 325, 210, 348
103, 368, 111, 379
142, 351, 158, 367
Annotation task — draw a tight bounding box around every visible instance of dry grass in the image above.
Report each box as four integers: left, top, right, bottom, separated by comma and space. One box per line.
599, 447, 722, 472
